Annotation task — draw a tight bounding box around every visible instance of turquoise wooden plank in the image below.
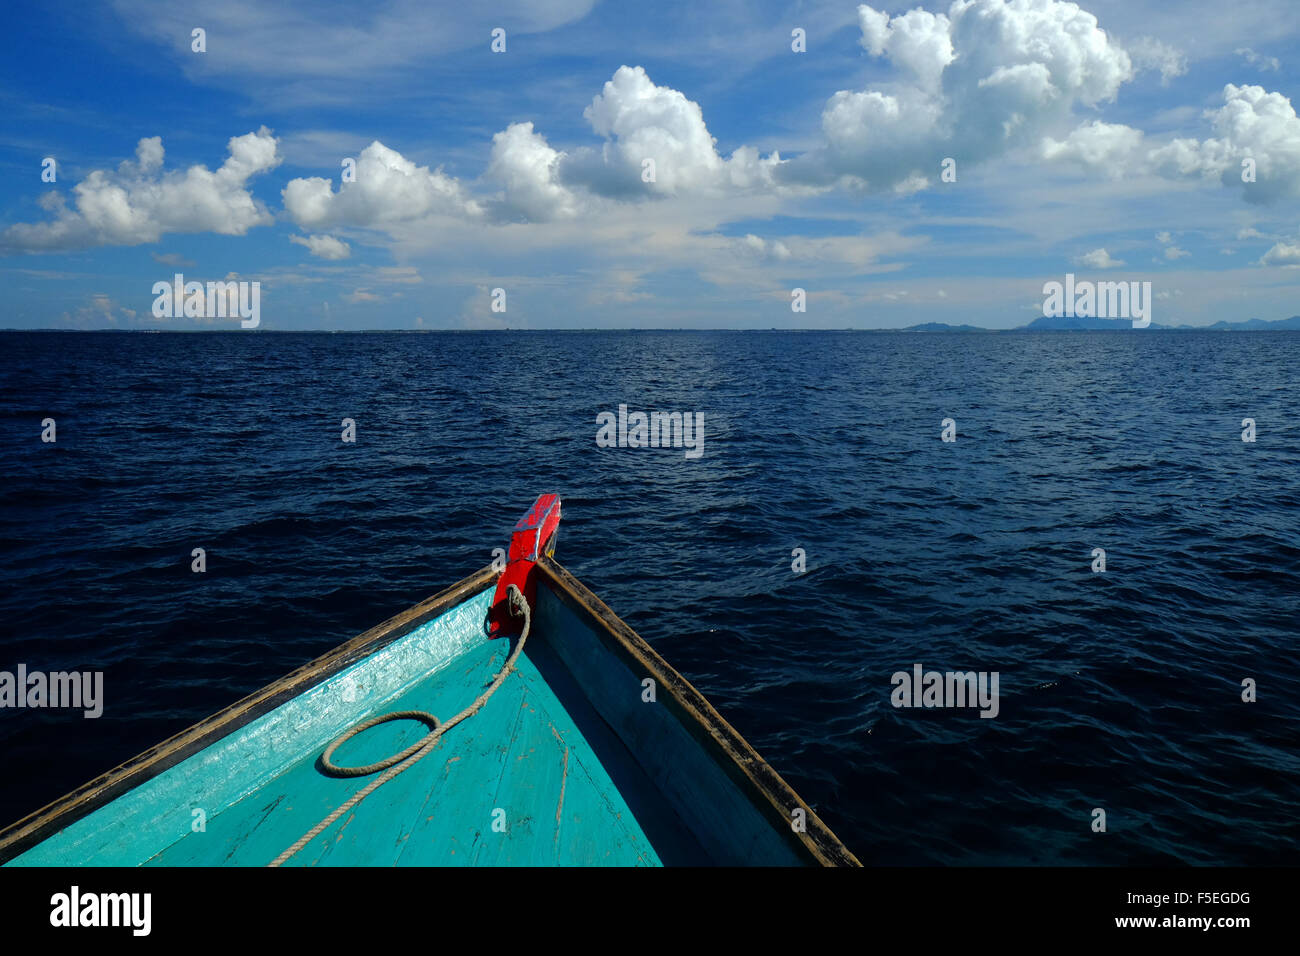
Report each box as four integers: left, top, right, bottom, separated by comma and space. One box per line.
473, 684, 583, 866
308, 640, 516, 867
151, 638, 518, 866
391, 639, 523, 866
140, 627, 664, 866
468, 659, 659, 867
3, 564, 854, 867
392, 639, 662, 867
150, 652, 495, 866
6, 592, 497, 867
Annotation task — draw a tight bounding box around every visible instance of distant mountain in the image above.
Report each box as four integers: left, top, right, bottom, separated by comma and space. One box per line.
1023, 314, 1300, 331
1018, 315, 1161, 331
1201, 315, 1300, 330
898, 322, 988, 332
894, 315, 1300, 332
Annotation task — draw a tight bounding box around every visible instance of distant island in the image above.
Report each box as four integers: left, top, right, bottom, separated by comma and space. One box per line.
898, 315, 1300, 332
897, 321, 991, 333
6, 314, 1300, 333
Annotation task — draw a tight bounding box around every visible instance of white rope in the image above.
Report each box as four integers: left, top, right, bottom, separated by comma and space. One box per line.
269, 584, 531, 867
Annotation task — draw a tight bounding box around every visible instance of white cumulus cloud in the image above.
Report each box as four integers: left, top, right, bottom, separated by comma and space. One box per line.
281, 66, 786, 229
283, 140, 481, 229
737, 234, 792, 261
858, 6, 955, 92
788, 0, 1136, 191
1076, 247, 1124, 268
1040, 120, 1144, 174
3, 128, 280, 252
561, 66, 783, 198
1147, 84, 1300, 203
290, 233, 350, 259
485, 122, 581, 222
1260, 241, 1300, 266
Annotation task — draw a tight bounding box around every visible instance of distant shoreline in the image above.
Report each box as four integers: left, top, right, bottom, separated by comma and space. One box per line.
4, 323, 1300, 334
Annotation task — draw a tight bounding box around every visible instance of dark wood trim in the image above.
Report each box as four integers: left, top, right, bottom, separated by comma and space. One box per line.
536, 556, 862, 867
0, 566, 498, 864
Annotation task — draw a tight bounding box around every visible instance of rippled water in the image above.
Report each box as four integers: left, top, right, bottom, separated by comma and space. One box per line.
1, 329, 1297, 864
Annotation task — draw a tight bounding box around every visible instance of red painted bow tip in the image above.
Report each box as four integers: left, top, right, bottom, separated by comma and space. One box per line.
487, 493, 561, 638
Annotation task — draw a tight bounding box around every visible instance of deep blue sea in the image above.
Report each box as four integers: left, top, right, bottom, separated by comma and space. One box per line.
1, 329, 1297, 865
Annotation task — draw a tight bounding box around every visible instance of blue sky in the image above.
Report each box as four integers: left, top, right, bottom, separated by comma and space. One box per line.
2, 0, 1298, 329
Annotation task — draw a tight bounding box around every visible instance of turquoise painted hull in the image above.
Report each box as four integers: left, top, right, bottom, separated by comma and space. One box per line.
0, 560, 858, 867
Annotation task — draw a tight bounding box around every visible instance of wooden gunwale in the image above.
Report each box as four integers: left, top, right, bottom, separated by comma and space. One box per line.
1, 558, 861, 867
0, 566, 497, 864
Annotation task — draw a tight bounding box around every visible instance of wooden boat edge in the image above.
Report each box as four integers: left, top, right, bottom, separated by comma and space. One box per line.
0, 565, 498, 864
537, 555, 862, 868
1, 558, 862, 867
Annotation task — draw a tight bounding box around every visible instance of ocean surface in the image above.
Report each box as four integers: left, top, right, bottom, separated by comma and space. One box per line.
1, 329, 1297, 865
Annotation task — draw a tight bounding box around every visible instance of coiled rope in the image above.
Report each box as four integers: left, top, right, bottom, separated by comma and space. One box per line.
269, 583, 531, 867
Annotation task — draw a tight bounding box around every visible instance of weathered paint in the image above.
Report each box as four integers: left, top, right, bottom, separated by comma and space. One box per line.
2, 561, 859, 867
0, 566, 500, 862
6, 589, 664, 866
